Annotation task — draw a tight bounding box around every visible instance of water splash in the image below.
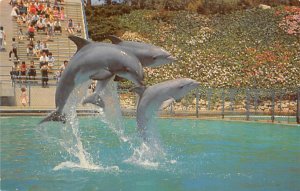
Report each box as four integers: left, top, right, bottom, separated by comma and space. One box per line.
54, 83, 119, 171
96, 80, 129, 143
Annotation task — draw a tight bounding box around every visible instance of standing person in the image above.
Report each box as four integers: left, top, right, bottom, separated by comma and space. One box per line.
56, 60, 68, 82
47, 52, 55, 71
41, 64, 49, 87
0, 26, 6, 50
39, 51, 49, 67
20, 87, 28, 106
9, 38, 19, 61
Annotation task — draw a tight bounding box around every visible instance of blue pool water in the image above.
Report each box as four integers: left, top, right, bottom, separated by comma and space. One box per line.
1, 117, 300, 191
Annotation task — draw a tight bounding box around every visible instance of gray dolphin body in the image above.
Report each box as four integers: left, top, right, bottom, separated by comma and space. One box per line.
107, 35, 176, 67
133, 78, 199, 140
40, 36, 144, 123
82, 35, 177, 107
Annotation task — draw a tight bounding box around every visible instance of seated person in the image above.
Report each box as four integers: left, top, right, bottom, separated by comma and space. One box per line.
17, 13, 27, 25
75, 23, 82, 34
41, 41, 49, 55
27, 40, 34, 56
67, 19, 74, 34
20, 61, 27, 78
53, 19, 62, 33
10, 65, 20, 80
27, 24, 35, 41
36, 17, 46, 32
30, 12, 39, 26
39, 52, 49, 68
28, 61, 36, 80
34, 40, 42, 57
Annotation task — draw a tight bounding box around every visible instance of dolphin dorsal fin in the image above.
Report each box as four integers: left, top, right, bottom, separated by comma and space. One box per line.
107, 35, 123, 44
131, 86, 146, 97
68, 35, 90, 52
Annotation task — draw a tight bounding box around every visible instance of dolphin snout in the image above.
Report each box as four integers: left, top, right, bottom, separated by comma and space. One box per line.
167, 55, 177, 62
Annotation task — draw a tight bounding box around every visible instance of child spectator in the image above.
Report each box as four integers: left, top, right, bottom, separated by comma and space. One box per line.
39, 51, 49, 67
41, 64, 49, 88
20, 87, 28, 106
27, 40, 34, 57
28, 61, 36, 80
0, 26, 6, 50
67, 19, 74, 34
75, 23, 82, 34
9, 37, 19, 61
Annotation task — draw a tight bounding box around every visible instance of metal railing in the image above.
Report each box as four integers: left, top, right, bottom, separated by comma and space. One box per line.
1, 80, 299, 124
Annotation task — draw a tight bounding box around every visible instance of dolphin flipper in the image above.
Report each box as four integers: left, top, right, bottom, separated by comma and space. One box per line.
82, 93, 105, 108
82, 76, 115, 107
68, 35, 91, 52
90, 70, 113, 81
39, 110, 66, 124
160, 98, 175, 110
106, 35, 123, 44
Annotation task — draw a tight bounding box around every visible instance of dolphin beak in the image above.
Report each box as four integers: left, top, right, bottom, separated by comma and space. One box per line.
167, 55, 177, 62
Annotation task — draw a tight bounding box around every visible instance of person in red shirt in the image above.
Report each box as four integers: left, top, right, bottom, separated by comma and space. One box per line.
20, 61, 27, 80
29, 3, 37, 15
28, 24, 35, 41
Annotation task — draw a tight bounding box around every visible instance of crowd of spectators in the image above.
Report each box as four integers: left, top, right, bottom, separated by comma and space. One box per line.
8, 0, 80, 87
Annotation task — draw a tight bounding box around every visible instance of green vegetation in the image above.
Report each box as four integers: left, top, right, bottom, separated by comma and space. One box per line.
85, 4, 300, 89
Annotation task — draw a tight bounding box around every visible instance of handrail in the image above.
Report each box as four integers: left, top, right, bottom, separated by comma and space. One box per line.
80, 0, 89, 39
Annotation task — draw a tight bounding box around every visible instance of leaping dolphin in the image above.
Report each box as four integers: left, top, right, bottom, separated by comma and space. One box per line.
40, 36, 144, 124
107, 35, 176, 67
132, 78, 200, 141
82, 35, 177, 107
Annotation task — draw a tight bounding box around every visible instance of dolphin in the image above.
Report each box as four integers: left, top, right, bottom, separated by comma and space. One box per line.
106, 35, 176, 68
40, 36, 144, 124
132, 78, 200, 140
82, 35, 177, 107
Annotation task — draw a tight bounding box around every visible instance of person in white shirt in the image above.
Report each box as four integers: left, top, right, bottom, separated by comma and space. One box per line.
39, 52, 49, 68
34, 40, 42, 57
47, 52, 55, 71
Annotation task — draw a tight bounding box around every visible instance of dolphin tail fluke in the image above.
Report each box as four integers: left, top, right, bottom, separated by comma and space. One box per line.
39, 110, 66, 124
82, 93, 105, 108
68, 35, 91, 52
106, 35, 123, 44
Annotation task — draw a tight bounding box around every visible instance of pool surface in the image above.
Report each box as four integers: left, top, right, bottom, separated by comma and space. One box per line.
1, 117, 300, 191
